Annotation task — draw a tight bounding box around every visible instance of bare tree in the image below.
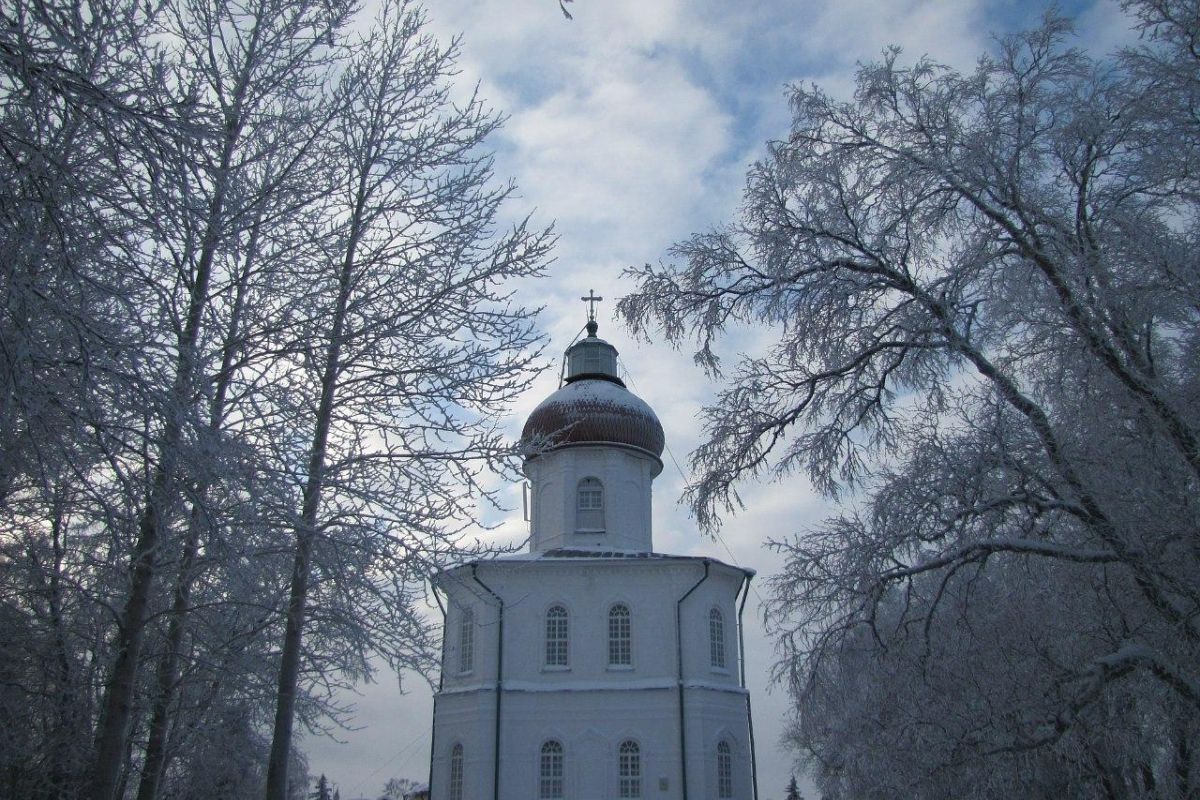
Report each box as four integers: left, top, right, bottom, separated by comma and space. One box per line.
1, 1, 552, 796
619, 2, 1199, 793
262, 3, 551, 796
0, 2, 177, 796
82, 0, 355, 795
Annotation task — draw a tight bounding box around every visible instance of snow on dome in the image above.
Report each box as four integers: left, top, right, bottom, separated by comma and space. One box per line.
521, 377, 665, 460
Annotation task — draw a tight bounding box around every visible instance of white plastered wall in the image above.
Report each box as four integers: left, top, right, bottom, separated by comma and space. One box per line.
430, 559, 753, 800
523, 445, 658, 553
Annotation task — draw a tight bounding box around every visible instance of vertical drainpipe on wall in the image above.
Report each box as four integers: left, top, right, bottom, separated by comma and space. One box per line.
428, 581, 447, 799
675, 559, 710, 800
736, 570, 759, 800
470, 564, 504, 800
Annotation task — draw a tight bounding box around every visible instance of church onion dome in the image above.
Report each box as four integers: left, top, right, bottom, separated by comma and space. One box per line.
521, 319, 666, 463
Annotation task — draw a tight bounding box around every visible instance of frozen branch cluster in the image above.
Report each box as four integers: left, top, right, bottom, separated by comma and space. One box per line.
620, 2, 1200, 796
0, 1, 551, 798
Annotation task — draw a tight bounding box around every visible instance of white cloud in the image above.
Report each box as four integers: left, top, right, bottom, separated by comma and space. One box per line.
502, 66, 732, 257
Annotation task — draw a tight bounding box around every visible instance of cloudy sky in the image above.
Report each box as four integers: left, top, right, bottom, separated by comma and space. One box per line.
306, 0, 1134, 796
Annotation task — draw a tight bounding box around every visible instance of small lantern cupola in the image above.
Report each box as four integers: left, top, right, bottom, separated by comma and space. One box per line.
565, 316, 624, 386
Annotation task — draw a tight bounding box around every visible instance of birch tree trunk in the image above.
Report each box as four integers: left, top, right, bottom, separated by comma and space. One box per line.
263, 210, 356, 800
86, 101, 240, 800
134, 211, 265, 800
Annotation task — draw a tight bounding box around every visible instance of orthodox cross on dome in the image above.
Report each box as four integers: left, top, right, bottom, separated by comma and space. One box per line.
581, 289, 603, 336
581, 289, 603, 322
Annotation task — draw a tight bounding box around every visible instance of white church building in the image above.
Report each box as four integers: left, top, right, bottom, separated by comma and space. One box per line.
428, 303, 758, 800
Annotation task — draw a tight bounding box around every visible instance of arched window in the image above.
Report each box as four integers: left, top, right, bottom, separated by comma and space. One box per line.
458, 607, 474, 674
448, 743, 464, 800
545, 605, 569, 667
576, 477, 605, 531
709, 608, 726, 669
539, 740, 564, 799
608, 604, 631, 666
717, 740, 733, 798
618, 740, 641, 798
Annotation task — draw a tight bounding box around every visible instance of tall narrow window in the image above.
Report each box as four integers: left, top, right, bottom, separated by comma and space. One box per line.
546, 605, 569, 667
618, 740, 641, 798
608, 604, 631, 666
717, 740, 733, 798
458, 607, 474, 674
448, 743, 464, 800
709, 608, 726, 669
539, 740, 564, 799
576, 477, 604, 531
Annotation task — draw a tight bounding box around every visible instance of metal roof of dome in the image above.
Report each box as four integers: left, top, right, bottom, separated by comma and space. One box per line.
521, 379, 666, 461
521, 314, 665, 466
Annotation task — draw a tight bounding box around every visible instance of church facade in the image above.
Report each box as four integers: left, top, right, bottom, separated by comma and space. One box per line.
428, 309, 757, 800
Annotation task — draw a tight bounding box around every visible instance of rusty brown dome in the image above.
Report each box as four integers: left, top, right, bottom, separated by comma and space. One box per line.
521, 377, 665, 461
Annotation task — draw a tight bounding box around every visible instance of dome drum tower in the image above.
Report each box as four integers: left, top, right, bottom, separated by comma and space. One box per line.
429, 306, 758, 800
521, 319, 664, 554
